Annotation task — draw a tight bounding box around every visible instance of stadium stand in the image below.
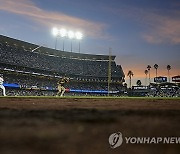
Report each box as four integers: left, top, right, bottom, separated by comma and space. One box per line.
0, 35, 125, 96
147, 83, 180, 97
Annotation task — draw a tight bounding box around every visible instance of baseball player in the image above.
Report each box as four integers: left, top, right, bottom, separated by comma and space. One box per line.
0, 74, 7, 96
56, 76, 69, 97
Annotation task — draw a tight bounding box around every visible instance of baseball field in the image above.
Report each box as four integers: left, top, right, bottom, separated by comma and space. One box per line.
0, 96, 180, 154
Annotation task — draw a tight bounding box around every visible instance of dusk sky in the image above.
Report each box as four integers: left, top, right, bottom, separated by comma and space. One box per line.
0, 0, 179, 86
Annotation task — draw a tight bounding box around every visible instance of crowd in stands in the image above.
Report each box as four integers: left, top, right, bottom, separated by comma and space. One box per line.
4, 73, 57, 89
4, 89, 110, 97
0, 42, 123, 78
5, 89, 55, 96
147, 87, 180, 97
3, 73, 121, 90
0, 72, 122, 96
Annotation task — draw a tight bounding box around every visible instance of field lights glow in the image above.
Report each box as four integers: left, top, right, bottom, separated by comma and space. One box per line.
75, 32, 83, 40
52, 27, 83, 40
52, 27, 83, 52
52, 27, 58, 36
68, 31, 75, 39
59, 28, 67, 37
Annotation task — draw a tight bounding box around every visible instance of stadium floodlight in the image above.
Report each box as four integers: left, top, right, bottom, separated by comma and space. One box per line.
60, 28, 67, 51
68, 31, 75, 52
52, 27, 59, 50
75, 32, 83, 53
75, 32, 83, 40
68, 31, 75, 39
59, 28, 67, 37
51, 28, 84, 52
52, 27, 59, 36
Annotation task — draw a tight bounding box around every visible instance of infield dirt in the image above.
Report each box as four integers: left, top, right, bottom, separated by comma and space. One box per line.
0, 97, 180, 154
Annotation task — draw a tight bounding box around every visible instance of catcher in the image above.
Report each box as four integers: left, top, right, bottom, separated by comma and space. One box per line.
56, 76, 69, 97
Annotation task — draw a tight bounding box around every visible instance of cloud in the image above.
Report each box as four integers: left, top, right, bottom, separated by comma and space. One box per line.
105, 5, 180, 44
0, 0, 108, 39
142, 12, 180, 44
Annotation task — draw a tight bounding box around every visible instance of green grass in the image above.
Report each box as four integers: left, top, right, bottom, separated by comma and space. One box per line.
0, 95, 180, 100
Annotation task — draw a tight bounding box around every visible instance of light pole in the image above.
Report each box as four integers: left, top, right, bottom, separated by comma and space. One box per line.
62, 38, 65, 51
79, 41, 80, 53
59, 28, 67, 51
71, 40, 72, 52
55, 37, 57, 50
52, 27, 83, 52
52, 27, 59, 50
75, 32, 83, 53
68, 31, 74, 52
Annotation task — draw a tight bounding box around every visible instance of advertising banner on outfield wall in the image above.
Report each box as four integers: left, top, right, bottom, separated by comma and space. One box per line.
3, 83, 20, 88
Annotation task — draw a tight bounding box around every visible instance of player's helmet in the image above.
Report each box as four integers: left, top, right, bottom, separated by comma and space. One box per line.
64, 77, 68, 82
65, 77, 69, 82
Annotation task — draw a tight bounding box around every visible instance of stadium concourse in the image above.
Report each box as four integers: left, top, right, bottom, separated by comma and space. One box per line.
0, 35, 125, 96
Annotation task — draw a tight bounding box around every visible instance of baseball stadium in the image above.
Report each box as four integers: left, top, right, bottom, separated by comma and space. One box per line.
0, 0, 180, 153
0, 34, 125, 97
0, 34, 180, 154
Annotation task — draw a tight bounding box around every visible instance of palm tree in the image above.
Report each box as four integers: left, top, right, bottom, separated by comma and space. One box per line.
144, 70, 148, 86
167, 65, 171, 82
154, 64, 159, 84
147, 65, 151, 85
127, 70, 134, 88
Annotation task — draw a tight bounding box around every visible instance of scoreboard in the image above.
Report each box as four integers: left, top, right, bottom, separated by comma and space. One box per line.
154, 76, 167, 83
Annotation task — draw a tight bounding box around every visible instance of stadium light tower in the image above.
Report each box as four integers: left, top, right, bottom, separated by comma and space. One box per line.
68, 31, 75, 52
59, 28, 67, 51
75, 32, 83, 53
52, 27, 59, 50
52, 27, 83, 52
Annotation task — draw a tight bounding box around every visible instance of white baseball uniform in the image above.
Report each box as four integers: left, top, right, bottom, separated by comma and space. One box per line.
0, 77, 6, 96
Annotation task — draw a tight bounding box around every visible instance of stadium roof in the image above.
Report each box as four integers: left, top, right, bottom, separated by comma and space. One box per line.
0, 35, 116, 61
